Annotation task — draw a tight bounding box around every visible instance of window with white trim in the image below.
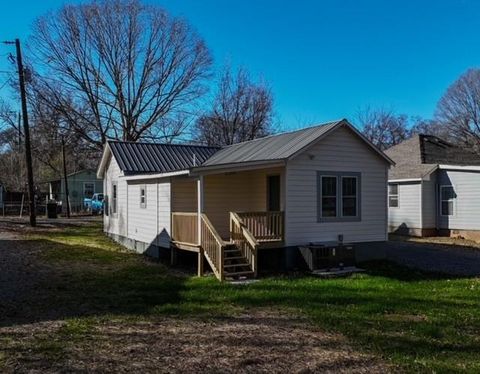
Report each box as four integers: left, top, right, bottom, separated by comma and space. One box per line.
440, 185, 455, 216
140, 185, 147, 208
388, 184, 399, 208
318, 172, 361, 222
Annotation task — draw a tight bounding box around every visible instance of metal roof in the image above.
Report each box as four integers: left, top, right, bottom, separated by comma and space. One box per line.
200, 120, 343, 167
98, 119, 392, 177
108, 141, 219, 174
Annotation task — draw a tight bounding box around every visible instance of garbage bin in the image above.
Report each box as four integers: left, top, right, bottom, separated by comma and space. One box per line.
47, 201, 58, 219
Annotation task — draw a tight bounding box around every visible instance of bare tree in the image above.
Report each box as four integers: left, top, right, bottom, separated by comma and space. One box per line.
27, 0, 212, 149
194, 67, 274, 146
436, 68, 480, 150
357, 106, 410, 150
409, 117, 450, 139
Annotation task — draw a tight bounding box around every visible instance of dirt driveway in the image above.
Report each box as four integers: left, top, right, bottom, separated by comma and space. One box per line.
0, 218, 390, 373
386, 238, 480, 276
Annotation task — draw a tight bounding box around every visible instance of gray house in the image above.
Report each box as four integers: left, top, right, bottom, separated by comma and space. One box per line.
97, 119, 393, 280
385, 135, 480, 240
48, 170, 103, 212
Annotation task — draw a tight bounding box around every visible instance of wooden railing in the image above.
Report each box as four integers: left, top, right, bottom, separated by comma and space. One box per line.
230, 212, 258, 277
236, 211, 284, 241
171, 212, 198, 245
200, 214, 225, 281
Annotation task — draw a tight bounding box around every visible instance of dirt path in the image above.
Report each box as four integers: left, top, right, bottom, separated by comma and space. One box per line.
2, 313, 389, 373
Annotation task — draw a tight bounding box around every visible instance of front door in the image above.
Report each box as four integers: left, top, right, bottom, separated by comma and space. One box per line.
267, 175, 281, 211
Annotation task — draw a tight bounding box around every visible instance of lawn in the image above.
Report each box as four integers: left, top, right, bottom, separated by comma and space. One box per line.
1, 221, 480, 373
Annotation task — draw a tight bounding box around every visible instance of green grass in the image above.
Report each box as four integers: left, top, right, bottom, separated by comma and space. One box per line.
17, 223, 480, 372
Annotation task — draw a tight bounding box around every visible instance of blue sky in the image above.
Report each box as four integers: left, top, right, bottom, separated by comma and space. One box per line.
0, 0, 479, 130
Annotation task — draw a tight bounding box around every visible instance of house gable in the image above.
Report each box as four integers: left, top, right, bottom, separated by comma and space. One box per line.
287, 120, 394, 166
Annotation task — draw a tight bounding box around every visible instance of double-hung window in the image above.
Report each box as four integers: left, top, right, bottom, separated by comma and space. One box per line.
440, 185, 455, 216
318, 172, 360, 222
388, 184, 399, 208
140, 185, 147, 209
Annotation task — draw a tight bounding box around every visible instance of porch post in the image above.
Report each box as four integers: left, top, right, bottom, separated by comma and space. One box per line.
197, 176, 204, 276
197, 175, 204, 245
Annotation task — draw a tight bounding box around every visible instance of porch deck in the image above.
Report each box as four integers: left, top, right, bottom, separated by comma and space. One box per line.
171, 211, 284, 281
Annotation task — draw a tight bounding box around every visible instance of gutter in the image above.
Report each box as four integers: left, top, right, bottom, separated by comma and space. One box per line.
190, 159, 286, 175
438, 164, 480, 172
121, 170, 190, 181
388, 178, 423, 183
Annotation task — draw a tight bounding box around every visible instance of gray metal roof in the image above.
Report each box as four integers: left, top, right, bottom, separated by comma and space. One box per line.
199, 120, 343, 167
101, 119, 391, 177
108, 141, 219, 174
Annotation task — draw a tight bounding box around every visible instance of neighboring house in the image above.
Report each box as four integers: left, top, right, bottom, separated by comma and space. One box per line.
385, 134, 480, 239
48, 170, 103, 212
97, 119, 393, 280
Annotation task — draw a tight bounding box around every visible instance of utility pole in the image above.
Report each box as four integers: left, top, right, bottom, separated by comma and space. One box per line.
2, 39, 36, 226
61, 135, 71, 218
17, 112, 21, 148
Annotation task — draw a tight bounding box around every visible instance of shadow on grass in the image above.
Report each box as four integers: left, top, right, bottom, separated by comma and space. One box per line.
0, 236, 192, 328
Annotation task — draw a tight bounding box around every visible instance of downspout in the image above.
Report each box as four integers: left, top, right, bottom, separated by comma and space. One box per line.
156, 181, 159, 248
419, 179, 423, 236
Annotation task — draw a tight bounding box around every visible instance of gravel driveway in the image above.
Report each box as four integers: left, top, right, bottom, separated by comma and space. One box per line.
386, 240, 480, 276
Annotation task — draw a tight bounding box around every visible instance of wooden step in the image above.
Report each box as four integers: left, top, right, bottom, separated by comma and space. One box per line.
224, 263, 249, 269
224, 249, 241, 254
224, 256, 244, 261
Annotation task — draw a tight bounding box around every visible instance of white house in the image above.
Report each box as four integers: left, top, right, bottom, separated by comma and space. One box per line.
97, 119, 393, 280
386, 134, 480, 240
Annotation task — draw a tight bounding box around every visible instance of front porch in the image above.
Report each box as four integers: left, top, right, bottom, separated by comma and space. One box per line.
171, 211, 284, 281
169, 166, 286, 281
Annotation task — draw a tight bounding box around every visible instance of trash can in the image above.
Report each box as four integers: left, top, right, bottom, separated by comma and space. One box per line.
47, 201, 58, 219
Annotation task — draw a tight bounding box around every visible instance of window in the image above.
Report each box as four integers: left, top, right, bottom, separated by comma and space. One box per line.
111, 182, 117, 215
318, 172, 361, 221
388, 184, 399, 208
140, 185, 147, 208
84, 182, 94, 199
440, 185, 455, 216
342, 177, 358, 217
321, 176, 337, 217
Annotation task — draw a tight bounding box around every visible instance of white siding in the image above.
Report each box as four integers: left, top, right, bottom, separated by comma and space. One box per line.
103, 156, 127, 237
437, 170, 480, 230
127, 179, 171, 248
285, 126, 389, 246
388, 182, 422, 230
157, 181, 172, 248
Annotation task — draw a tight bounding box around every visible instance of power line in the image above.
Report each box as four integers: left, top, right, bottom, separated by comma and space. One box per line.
0, 80, 10, 91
